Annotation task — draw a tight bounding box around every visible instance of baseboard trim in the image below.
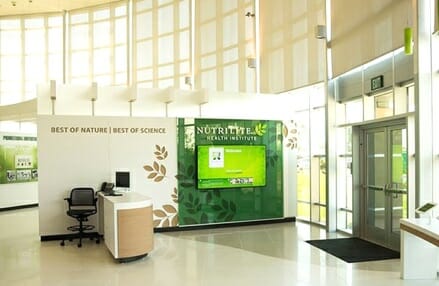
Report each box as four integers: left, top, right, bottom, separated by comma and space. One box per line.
41, 217, 296, 240
41, 232, 101, 242
154, 217, 296, 233
0, 204, 38, 212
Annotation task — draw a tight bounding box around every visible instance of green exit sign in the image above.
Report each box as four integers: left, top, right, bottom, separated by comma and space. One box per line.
371, 75, 384, 91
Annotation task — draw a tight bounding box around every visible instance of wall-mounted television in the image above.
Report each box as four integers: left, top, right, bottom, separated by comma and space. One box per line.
197, 145, 266, 189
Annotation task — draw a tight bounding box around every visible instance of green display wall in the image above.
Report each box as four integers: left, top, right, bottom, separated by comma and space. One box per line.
177, 118, 284, 226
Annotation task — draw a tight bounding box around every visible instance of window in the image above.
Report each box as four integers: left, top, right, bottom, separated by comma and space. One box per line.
133, 0, 190, 88
68, 2, 128, 85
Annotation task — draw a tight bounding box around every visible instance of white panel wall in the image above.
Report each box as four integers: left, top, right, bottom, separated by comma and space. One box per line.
0, 182, 38, 209
37, 115, 177, 236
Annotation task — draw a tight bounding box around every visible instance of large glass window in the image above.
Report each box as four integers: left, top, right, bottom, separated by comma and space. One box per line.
68, 3, 128, 85
0, 15, 63, 105
291, 84, 326, 225
133, 0, 190, 88
195, 0, 255, 92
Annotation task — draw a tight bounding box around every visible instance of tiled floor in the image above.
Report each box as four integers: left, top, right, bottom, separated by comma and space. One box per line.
0, 207, 437, 286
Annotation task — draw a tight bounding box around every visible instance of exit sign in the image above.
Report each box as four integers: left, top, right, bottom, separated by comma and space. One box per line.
371, 75, 384, 91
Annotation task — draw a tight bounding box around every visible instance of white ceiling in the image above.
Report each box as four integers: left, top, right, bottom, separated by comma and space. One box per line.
0, 0, 117, 16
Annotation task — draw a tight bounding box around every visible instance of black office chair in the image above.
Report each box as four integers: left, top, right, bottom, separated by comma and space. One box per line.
60, 187, 100, 248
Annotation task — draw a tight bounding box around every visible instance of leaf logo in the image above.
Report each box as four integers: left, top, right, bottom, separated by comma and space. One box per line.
254, 123, 267, 136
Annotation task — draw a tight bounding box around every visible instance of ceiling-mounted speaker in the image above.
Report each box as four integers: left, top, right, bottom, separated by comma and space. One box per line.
90, 82, 98, 101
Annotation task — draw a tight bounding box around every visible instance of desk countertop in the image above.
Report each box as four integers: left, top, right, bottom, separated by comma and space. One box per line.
100, 192, 152, 210
400, 218, 439, 246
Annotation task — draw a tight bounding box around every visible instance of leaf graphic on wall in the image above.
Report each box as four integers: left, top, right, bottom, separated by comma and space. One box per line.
143, 144, 168, 182
153, 204, 178, 227
143, 161, 166, 182
171, 187, 179, 203
175, 162, 195, 188
284, 121, 299, 150
154, 144, 168, 160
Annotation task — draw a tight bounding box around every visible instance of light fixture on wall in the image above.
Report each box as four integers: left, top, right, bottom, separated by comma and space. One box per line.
404, 27, 413, 55
435, 0, 439, 34
315, 25, 327, 39
404, 0, 413, 55
247, 57, 256, 69
184, 75, 192, 86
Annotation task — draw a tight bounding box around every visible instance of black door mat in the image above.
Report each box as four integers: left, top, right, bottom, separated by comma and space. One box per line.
306, 237, 400, 263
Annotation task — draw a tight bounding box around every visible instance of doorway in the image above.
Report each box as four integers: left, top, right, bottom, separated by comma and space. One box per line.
359, 122, 407, 251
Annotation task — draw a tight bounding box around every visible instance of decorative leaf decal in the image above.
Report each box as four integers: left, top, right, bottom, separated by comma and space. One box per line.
283, 124, 289, 138
200, 213, 209, 223
153, 203, 178, 227
143, 165, 154, 171
154, 145, 168, 160
163, 204, 177, 213
175, 162, 195, 188
284, 120, 299, 150
254, 123, 267, 136
171, 187, 178, 203
171, 214, 178, 226
154, 209, 167, 218
143, 144, 169, 182
144, 161, 167, 182
183, 217, 198, 225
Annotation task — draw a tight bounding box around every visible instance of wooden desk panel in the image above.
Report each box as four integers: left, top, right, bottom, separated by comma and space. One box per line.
118, 206, 153, 258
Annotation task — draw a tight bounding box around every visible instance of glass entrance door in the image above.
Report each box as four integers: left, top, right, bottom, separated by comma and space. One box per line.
362, 125, 407, 250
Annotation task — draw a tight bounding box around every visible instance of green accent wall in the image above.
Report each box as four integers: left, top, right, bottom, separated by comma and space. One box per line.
177, 118, 284, 225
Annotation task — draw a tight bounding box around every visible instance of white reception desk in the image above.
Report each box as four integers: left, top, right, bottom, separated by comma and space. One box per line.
98, 192, 154, 261
400, 218, 439, 279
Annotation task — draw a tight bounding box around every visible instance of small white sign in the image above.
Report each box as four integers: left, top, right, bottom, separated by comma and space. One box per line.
209, 147, 224, 168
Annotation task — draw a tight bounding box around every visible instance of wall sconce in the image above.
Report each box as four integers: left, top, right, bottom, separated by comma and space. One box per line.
50, 80, 56, 100
184, 75, 192, 86
404, 27, 413, 55
247, 57, 256, 69
315, 25, 327, 39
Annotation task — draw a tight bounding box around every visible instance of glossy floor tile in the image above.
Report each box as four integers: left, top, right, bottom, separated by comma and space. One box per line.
0, 207, 438, 286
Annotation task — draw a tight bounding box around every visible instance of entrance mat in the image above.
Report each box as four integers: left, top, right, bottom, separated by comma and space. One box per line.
306, 237, 400, 263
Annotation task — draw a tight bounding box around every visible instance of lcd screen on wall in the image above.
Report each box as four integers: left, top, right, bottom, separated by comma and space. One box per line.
197, 145, 266, 189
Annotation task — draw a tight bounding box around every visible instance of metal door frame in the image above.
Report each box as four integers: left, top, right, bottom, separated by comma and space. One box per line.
353, 119, 407, 250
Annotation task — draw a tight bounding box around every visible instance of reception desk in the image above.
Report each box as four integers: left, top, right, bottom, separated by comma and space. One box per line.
400, 218, 439, 279
98, 192, 153, 261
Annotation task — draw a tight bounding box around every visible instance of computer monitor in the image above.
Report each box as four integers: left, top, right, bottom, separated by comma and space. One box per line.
115, 171, 130, 191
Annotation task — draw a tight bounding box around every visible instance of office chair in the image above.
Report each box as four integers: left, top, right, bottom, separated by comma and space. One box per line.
60, 187, 100, 248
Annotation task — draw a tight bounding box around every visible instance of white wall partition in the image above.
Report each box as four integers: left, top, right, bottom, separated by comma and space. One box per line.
37, 115, 177, 236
